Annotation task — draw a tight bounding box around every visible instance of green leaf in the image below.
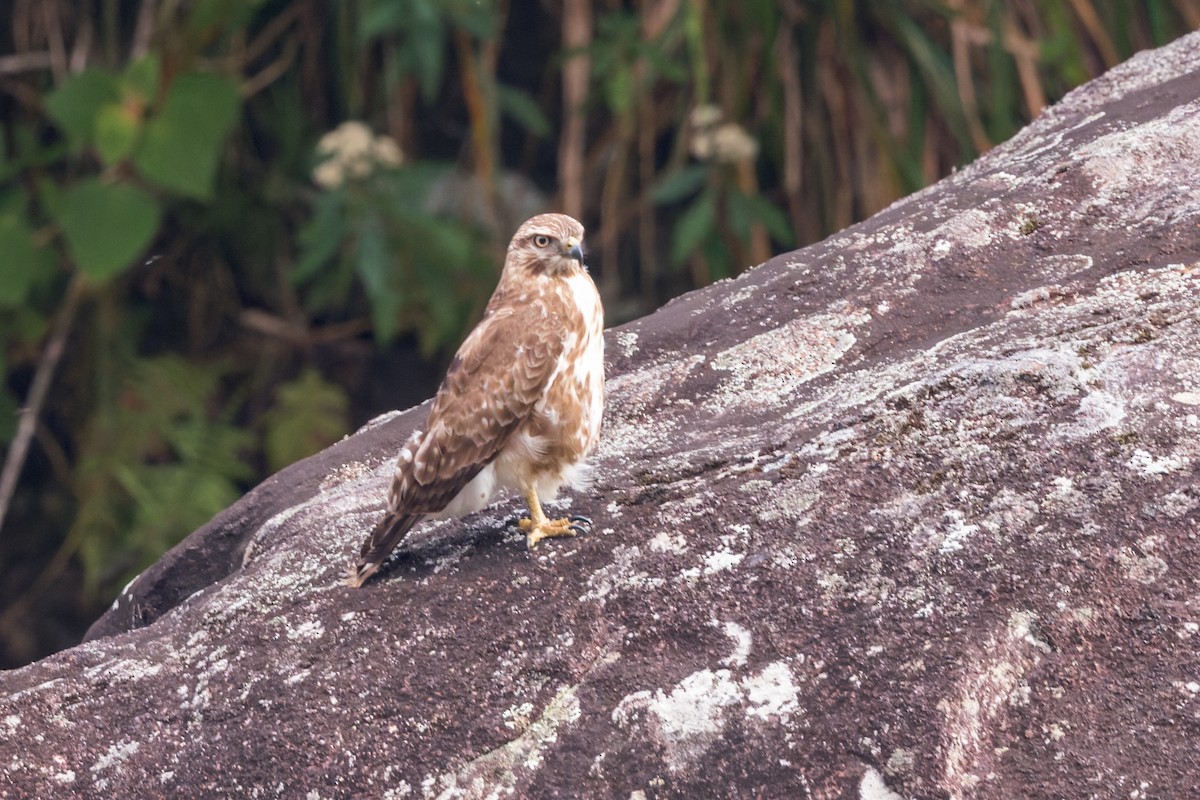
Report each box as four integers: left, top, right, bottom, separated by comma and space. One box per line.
359, 1, 405, 38
69, 353, 254, 598
43, 69, 120, 147
740, 192, 795, 247
189, 0, 263, 31
409, 20, 446, 101
407, 213, 475, 271
55, 179, 161, 281
641, 41, 689, 83
701, 230, 732, 281
407, 216, 479, 353
121, 54, 160, 100
889, 14, 974, 156
652, 164, 709, 204
496, 84, 550, 137
355, 217, 400, 342
605, 66, 634, 116
3, 305, 48, 344
449, 3, 499, 39
134, 73, 241, 199
294, 190, 347, 283
95, 103, 141, 165
170, 418, 255, 483
371, 0, 450, 100
671, 189, 716, 264
0, 199, 55, 306
727, 189, 752, 240
35, 177, 62, 219
0, 128, 10, 182
262, 369, 349, 473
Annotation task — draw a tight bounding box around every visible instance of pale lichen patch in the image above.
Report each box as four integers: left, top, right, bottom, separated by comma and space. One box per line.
703, 549, 744, 574
84, 658, 165, 685
860, 767, 906, 800
286, 620, 326, 641
938, 611, 1049, 793
1126, 448, 1189, 476
1116, 536, 1169, 584
613, 661, 801, 772
582, 545, 663, 602
319, 460, 375, 491
754, 477, 821, 523
716, 621, 752, 668
613, 330, 639, 358
742, 662, 800, 721
709, 310, 869, 411
502, 702, 535, 731
939, 510, 980, 554
1073, 100, 1200, 219
1041, 477, 1085, 515
433, 685, 581, 796
929, 208, 1002, 256
91, 740, 141, 774
648, 531, 687, 554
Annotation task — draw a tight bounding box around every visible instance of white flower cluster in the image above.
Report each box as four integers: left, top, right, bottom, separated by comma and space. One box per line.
688, 104, 759, 164
312, 121, 403, 188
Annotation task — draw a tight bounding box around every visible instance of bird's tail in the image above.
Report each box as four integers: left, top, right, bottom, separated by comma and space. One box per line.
346, 512, 421, 588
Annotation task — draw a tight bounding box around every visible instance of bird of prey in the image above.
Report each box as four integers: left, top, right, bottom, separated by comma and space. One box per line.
348, 213, 604, 587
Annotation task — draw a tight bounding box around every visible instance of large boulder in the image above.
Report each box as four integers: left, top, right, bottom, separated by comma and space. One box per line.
4, 32, 1200, 800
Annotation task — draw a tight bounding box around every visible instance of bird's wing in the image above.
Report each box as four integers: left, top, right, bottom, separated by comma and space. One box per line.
402, 304, 567, 505
349, 305, 566, 586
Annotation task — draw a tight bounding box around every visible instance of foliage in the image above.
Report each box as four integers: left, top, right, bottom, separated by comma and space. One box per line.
262, 369, 350, 475
71, 355, 254, 597
1, 0, 1197, 667
296, 158, 494, 353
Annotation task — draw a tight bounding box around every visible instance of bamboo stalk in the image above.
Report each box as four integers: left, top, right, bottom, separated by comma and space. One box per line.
558, 0, 592, 220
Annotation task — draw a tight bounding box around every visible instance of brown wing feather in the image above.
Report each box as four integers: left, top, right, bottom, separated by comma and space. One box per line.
348, 304, 566, 587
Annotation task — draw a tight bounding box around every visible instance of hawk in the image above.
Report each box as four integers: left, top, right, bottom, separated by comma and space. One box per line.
348, 213, 605, 587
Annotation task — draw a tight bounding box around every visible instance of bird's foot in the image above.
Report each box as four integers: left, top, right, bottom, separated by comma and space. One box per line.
519, 514, 590, 549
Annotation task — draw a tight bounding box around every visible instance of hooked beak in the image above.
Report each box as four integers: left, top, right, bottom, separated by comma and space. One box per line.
564, 237, 584, 264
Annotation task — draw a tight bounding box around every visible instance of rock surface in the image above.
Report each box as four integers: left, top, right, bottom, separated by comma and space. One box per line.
4, 33, 1200, 800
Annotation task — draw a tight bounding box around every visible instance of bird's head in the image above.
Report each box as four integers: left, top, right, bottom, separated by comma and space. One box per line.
507, 213, 587, 276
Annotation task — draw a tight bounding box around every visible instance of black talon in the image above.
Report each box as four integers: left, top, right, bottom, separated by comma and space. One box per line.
568, 524, 588, 536
568, 514, 592, 525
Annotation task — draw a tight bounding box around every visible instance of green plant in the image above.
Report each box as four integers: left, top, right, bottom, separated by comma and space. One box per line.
296, 137, 494, 354
0, 45, 247, 597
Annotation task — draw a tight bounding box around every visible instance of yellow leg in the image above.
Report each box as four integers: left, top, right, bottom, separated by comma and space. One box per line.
517, 486, 590, 549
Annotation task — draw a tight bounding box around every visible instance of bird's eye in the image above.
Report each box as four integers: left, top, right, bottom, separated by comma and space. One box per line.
533, 234, 552, 248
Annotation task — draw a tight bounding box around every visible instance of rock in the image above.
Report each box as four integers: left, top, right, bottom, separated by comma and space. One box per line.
4, 32, 1200, 800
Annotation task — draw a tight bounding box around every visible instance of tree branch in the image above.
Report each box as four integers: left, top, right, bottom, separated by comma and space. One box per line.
0, 274, 86, 539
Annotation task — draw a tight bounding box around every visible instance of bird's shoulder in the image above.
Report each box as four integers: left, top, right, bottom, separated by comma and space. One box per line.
459, 291, 562, 364
418, 287, 567, 446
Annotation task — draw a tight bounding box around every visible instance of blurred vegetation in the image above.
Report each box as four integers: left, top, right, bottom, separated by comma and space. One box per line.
1, 0, 1197, 667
